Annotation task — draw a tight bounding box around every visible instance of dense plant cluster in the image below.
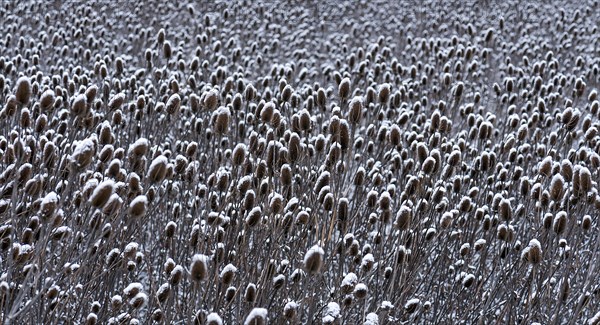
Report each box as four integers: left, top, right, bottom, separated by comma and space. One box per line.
0, 0, 600, 324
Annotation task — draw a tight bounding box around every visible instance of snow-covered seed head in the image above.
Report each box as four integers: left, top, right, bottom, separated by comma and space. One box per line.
190, 254, 209, 282
169, 265, 184, 285
550, 174, 565, 201
523, 239, 543, 264
338, 77, 351, 100
538, 156, 552, 177
70, 137, 97, 169
220, 264, 237, 285
123, 282, 143, 299
378, 83, 391, 103
110, 295, 123, 310
128, 195, 147, 217
244, 283, 257, 303
90, 180, 115, 209
156, 283, 171, 303
225, 286, 237, 302
166, 94, 181, 115
164, 221, 177, 237
213, 106, 231, 135
498, 199, 512, 221
341, 272, 358, 294
71, 94, 87, 115
129, 292, 147, 309
151, 309, 164, 322
204, 89, 219, 110
303, 245, 324, 274
206, 313, 223, 325
40, 90, 55, 111
395, 205, 412, 230
462, 274, 476, 288
447, 150, 461, 166
246, 207, 262, 227
295, 211, 310, 225
422, 156, 436, 175
353, 283, 368, 299
348, 96, 363, 124
404, 298, 421, 314
579, 167, 592, 194
129, 138, 149, 157
147, 155, 168, 183
232, 143, 247, 166
553, 211, 568, 235
244, 308, 268, 325
582, 215, 592, 231
15, 76, 32, 105
283, 301, 298, 319
85, 313, 98, 325
260, 101, 274, 123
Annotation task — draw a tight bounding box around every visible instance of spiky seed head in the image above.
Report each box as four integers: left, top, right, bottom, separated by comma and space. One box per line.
206, 313, 223, 325
348, 96, 363, 124
582, 215, 592, 231
283, 301, 298, 319
166, 94, 181, 115
395, 205, 412, 230
539, 156, 552, 177
244, 308, 268, 325
220, 264, 237, 285
338, 78, 351, 100
156, 283, 171, 303
404, 298, 421, 314
303, 245, 324, 274
378, 83, 391, 103
246, 207, 262, 227
90, 180, 115, 208
244, 283, 257, 303
147, 155, 168, 183
553, 211, 568, 235
526, 239, 543, 264
232, 143, 247, 166
498, 199, 512, 221
190, 254, 209, 282
169, 265, 184, 285
15, 76, 32, 105
129, 293, 147, 309
261, 102, 275, 123
550, 174, 565, 201
128, 195, 147, 217
213, 106, 230, 135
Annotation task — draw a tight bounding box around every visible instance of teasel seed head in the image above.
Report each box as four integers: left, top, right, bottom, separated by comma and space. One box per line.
246, 206, 262, 227
90, 180, 115, 209
190, 254, 209, 282
244, 308, 268, 325
395, 205, 412, 230
220, 264, 237, 285
524, 239, 542, 264
169, 265, 184, 285
498, 198, 512, 221
338, 77, 351, 100
303, 244, 324, 274
207, 313, 223, 325
15, 76, 32, 105
128, 195, 147, 218
244, 283, 257, 303
147, 155, 168, 183
166, 94, 181, 115
553, 211, 568, 235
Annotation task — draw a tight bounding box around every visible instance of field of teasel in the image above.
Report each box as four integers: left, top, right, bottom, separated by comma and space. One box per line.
0, 0, 599, 323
